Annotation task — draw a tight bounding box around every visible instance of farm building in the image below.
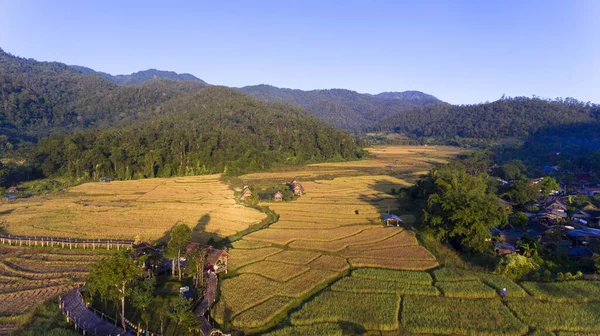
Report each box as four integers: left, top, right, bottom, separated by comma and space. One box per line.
544, 198, 567, 212
383, 214, 403, 226
186, 242, 230, 274
7, 186, 17, 193
494, 242, 516, 256
273, 191, 283, 202
289, 179, 304, 196
240, 186, 253, 201
499, 198, 513, 211
98, 176, 112, 183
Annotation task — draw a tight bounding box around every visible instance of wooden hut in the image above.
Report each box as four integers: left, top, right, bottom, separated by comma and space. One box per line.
289, 179, 304, 196
273, 191, 283, 202
240, 186, 253, 201
383, 214, 403, 226
186, 243, 230, 274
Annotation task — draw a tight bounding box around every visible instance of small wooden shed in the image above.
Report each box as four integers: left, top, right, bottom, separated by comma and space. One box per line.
289, 179, 304, 196
273, 191, 283, 202
240, 186, 253, 201
383, 214, 403, 226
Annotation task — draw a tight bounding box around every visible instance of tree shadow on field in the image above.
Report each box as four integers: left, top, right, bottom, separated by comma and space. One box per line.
337, 321, 367, 335
192, 214, 222, 244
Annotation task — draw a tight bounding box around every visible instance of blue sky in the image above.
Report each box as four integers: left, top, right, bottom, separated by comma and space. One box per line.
0, 1, 598, 104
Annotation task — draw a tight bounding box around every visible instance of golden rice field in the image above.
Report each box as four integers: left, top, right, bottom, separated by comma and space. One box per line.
0, 175, 266, 242
0, 245, 111, 334
214, 146, 461, 332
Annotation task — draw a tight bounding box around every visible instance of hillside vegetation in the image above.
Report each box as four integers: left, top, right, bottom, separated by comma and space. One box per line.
239, 84, 443, 130
372, 97, 600, 142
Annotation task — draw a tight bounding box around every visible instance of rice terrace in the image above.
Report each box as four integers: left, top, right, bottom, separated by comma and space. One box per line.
2, 145, 600, 335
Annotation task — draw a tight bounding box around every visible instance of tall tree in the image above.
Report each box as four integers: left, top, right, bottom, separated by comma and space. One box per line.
168, 224, 192, 281
86, 250, 139, 329
538, 177, 560, 196
423, 163, 507, 253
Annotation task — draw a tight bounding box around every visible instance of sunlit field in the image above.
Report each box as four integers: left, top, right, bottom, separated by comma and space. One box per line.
0, 175, 266, 242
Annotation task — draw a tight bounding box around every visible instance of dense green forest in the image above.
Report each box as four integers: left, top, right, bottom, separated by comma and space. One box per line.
372, 97, 600, 142
33, 86, 362, 180
0, 48, 206, 149
239, 84, 443, 130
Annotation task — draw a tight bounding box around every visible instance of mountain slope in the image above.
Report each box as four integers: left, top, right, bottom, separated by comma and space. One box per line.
372, 97, 600, 141
238, 84, 443, 130
71, 65, 208, 85
0, 48, 206, 144
35, 86, 362, 178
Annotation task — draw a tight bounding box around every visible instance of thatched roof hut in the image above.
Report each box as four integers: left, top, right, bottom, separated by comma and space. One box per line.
273, 191, 283, 202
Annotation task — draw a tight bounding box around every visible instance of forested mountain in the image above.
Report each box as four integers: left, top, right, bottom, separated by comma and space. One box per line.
238, 84, 444, 130
372, 97, 600, 142
0, 48, 206, 149
70, 66, 207, 85
34, 86, 362, 179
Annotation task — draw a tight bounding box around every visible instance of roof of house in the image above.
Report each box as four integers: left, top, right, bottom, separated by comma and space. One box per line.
186, 243, 230, 265
274, 191, 283, 196
4, 194, 17, 199
494, 242, 516, 251
383, 214, 403, 221
544, 198, 567, 210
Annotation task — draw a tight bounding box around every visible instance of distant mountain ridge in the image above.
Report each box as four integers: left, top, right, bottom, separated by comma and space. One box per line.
238, 84, 444, 130
70, 65, 208, 85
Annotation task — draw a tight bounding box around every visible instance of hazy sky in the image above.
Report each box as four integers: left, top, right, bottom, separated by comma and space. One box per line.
0, 1, 598, 104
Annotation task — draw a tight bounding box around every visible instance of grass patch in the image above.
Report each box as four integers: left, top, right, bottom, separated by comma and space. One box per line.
436, 280, 497, 299
331, 277, 439, 296
479, 274, 528, 298
402, 297, 527, 335
506, 300, 600, 333
520, 281, 600, 302
263, 323, 344, 336
290, 291, 400, 331
232, 296, 294, 328
351, 268, 433, 285
432, 267, 482, 282
238, 261, 309, 282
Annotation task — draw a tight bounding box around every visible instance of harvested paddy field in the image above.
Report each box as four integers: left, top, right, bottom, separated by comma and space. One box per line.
0, 174, 266, 242
215, 146, 461, 331
0, 245, 111, 334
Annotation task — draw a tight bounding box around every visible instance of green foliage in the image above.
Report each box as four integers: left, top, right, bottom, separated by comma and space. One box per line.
511, 212, 530, 230
506, 301, 600, 333
290, 291, 400, 331
508, 179, 539, 206
33, 87, 362, 179
240, 85, 441, 130
130, 277, 156, 315
15, 300, 79, 336
331, 277, 439, 296
402, 297, 528, 335
520, 281, 600, 302
350, 268, 433, 285
495, 254, 539, 279
435, 281, 497, 298
538, 177, 560, 196
500, 160, 527, 180
422, 162, 507, 253
166, 296, 197, 329
374, 96, 600, 142
168, 224, 192, 280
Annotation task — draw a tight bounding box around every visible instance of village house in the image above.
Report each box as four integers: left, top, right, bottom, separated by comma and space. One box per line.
7, 186, 17, 193
289, 179, 304, 196
240, 186, 253, 201
273, 191, 283, 202
580, 187, 600, 198
186, 242, 230, 274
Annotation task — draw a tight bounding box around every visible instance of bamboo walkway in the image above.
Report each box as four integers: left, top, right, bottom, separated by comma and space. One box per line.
60, 289, 125, 336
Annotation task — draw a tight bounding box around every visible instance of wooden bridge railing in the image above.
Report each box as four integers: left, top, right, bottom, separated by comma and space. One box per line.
0, 234, 133, 250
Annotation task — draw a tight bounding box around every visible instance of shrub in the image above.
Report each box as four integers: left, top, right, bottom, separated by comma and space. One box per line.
495, 254, 539, 279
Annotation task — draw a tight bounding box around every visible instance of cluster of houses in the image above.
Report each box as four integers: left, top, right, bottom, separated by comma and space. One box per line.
494, 193, 600, 258
239, 179, 304, 202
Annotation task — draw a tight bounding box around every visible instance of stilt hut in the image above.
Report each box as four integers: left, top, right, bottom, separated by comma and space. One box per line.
289, 179, 304, 196
273, 191, 283, 202
383, 214, 403, 226
240, 186, 253, 201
